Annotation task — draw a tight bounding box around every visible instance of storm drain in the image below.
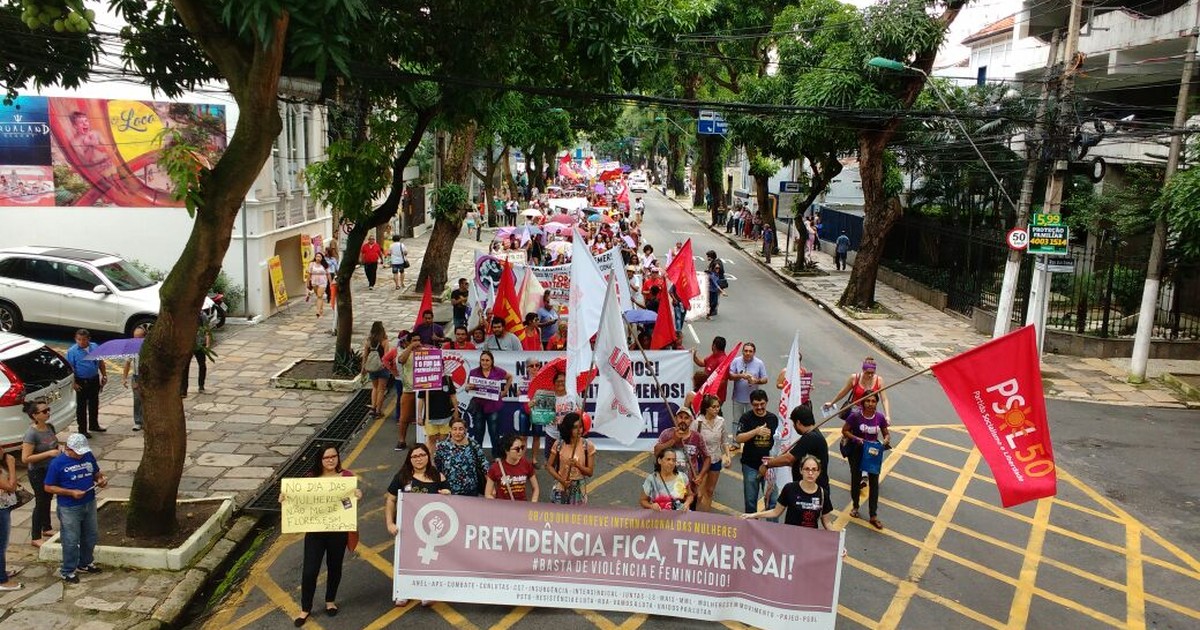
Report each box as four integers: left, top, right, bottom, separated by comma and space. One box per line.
244, 389, 372, 512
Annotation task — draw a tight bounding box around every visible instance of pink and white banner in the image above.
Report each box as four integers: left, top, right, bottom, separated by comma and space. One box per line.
393, 494, 845, 629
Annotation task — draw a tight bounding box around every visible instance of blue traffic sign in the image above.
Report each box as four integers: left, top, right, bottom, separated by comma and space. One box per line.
697, 110, 728, 135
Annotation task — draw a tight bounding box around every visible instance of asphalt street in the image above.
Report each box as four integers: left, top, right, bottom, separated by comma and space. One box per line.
191, 191, 1200, 630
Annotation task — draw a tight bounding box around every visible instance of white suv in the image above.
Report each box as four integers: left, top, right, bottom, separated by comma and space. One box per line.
0, 332, 76, 452
0, 247, 215, 335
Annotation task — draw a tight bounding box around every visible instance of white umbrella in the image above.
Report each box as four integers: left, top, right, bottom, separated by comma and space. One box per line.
522, 208, 543, 218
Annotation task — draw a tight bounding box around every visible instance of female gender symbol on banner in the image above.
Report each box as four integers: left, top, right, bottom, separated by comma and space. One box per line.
413, 501, 459, 564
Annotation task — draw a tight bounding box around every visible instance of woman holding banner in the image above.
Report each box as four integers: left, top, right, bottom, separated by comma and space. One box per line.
385, 444, 450, 608
743, 455, 832, 530
841, 394, 889, 530
283, 444, 363, 626
464, 350, 513, 459
640, 450, 693, 511
547, 413, 595, 505
434, 418, 489, 496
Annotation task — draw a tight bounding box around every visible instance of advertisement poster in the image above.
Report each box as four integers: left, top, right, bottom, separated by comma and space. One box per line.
300, 233, 314, 283
0, 95, 226, 207
411, 347, 444, 391
445, 350, 692, 450
268, 255, 288, 307
394, 494, 844, 630
280, 476, 358, 534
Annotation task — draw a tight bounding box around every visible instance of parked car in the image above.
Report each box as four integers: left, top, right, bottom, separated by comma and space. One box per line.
629, 178, 650, 194
0, 331, 76, 453
0, 246, 216, 335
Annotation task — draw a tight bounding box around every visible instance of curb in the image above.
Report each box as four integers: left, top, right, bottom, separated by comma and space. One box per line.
149, 512, 263, 628
661, 195, 1192, 409
662, 195, 918, 370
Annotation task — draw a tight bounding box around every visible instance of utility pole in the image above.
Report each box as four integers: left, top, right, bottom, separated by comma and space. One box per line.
1026, 0, 1084, 354
993, 30, 1061, 338
1129, 2, 1199, 382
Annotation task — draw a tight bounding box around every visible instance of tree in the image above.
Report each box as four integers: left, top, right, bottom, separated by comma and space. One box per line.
788, 0, 967, 308
4, 0, 366, 535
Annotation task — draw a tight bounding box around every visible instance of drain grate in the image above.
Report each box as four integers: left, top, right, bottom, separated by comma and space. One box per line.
245, 389, 372, 512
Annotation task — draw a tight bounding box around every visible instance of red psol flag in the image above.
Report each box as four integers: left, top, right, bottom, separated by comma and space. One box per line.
931, 325, 1057, 507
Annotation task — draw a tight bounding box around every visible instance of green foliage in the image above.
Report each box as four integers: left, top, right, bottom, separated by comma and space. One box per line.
748, 154, 780, 178
433, 183, 469, 221
128, 259, 166, 282
155, 128, 208, 217
306, 110, 406, 221
1065, 166, 1160, 238
1154, 140, 1200, 262
883, 150, 904, 199
210, 269, 244, 314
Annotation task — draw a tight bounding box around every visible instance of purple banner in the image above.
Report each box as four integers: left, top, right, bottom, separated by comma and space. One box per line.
411, 347, 444, 391
393, 494, 844, 629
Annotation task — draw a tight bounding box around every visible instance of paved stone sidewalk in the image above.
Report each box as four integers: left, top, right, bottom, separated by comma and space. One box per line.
0, 225, 486, 628
669, 197, 1196, 409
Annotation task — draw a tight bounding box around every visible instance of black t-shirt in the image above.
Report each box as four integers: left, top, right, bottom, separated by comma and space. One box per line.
418, 376, 457, 419
451, 288, 469, 319
778, 482, 824, 528
738, 411, 779, 467
787, 430, 830, 486
387, 471, 449, 495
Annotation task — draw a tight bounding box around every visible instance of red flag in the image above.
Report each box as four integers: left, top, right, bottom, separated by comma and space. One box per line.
665, 239, 699, 303
491, 262, 527, 340
649, 292, 675, 349
692, 342, 742, 414
412, 277, 432, 330
616, 181, 630, 207
930, 325, 1057, 508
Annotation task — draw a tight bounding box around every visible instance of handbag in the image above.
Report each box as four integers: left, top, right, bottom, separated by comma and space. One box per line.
0, 487, 31, 510
530, 390, 556, 426
860, 440, 885, 475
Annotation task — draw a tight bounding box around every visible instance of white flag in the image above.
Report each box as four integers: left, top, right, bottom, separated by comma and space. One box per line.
518, 266, 546, 317
566, 229, 606, 394
769, 330, 803, 492
591, 276, 644, 445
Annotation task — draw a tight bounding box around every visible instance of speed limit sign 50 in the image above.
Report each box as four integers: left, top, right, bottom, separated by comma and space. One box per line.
1006, 227, 1029, 250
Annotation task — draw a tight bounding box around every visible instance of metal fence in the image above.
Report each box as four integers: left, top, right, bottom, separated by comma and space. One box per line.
879, 215, 1200, 340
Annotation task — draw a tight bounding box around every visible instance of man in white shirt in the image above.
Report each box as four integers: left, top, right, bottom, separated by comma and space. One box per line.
389, 238, 408, 290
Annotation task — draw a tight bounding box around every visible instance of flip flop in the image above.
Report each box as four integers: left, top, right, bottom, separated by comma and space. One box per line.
869, 518, 884, 530
849, 508, 860, 519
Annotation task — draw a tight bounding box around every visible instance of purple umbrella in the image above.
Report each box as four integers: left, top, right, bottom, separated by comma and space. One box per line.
592, 183, 606, 194
85, 337, 145, 361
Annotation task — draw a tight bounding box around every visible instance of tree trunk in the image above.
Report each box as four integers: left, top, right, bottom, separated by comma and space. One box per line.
127, 10, 288, 537
416, 122, 477, 295
840, 133, 903, 308
754, 172, 771, 226
332, 109, 436, 368
501, 145, 518, 194
693, 135, 708, 209
703, 135, 724, 225
796, 153, 842, 219
667, 132, 685, 195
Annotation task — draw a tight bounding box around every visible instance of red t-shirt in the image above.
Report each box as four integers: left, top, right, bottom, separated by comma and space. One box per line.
704, 351, 729, 402
360, 242, 383, 264
443, 341, 476, 350
488, 457, 535, 501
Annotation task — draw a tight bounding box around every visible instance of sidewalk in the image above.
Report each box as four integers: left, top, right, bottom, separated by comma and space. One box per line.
0, 225, 485, 628
669, 196, 1197, 409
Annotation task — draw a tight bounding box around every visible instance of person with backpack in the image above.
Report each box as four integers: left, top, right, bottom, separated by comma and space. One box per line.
360, 321, 390, 418
546, 413, 596, 504
704, 250, 727, 319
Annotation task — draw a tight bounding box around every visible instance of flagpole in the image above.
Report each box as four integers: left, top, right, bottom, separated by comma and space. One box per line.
627, 316, 679, 414
814, 365, 935, 432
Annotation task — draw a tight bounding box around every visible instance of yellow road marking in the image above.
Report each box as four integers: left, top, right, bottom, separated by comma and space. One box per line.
579, 608, 618, 629
844, 554, 1005, 628
361, 601, 417, 629
877, 448, 980, 628
1007, 498, 1052, 627
616, 613, 649, 629
220, 603, 274, 630
1126, 526, 1147, 630
1050, 496, 1126, 524
490, 605, 534, 630
430, 601, 482, 630
837, 604, 876, 628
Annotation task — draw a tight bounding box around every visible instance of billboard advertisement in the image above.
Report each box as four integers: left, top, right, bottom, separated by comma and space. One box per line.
0, 95, 226, 207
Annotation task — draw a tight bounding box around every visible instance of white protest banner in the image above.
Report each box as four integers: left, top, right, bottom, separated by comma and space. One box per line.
443, 349, 692, 450
393, 494, 844, 630
280, 476, 358, 534
467, 376, 503, 400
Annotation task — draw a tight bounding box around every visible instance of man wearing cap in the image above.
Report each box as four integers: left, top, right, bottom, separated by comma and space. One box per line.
653, 406, 710, 503
43, 433, 108, 584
